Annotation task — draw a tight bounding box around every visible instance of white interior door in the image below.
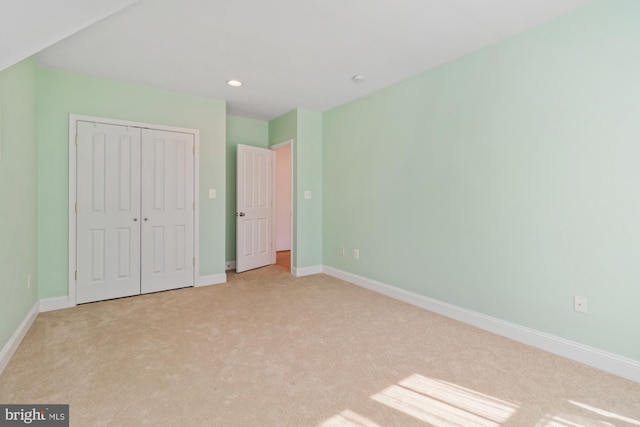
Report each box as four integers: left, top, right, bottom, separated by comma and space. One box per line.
236, 144, 275, 273
141, 129, 195, 293
76, 122, 141, 303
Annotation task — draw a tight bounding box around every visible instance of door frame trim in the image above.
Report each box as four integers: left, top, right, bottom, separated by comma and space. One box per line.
68, 114, 200, 307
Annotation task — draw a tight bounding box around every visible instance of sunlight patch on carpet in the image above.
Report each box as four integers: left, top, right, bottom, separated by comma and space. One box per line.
535, 400, 640, 427
568, 400, 640, 426
319, 409, 380, 427
370, 374, 518, 426
535, 414, 609, 427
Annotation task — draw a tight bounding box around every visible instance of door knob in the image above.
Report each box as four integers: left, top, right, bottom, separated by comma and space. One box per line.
133, 218, 138, 221
236, 212, 246, 217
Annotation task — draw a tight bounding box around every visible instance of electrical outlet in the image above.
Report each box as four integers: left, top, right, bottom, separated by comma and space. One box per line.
574, 296, 588, 313
27, 273, 31, 289
354, 249, 360, 259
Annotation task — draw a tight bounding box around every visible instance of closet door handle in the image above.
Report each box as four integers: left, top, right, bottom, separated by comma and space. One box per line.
133, 218, 138, 222
144, 218, 148, 222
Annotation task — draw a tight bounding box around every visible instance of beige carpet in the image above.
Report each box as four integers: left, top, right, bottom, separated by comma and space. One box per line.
1, 266, 639, 426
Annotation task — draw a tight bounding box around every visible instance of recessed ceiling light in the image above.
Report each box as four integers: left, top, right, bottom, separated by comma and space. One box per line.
352, 74, 365, 83
227, 80, 243, 87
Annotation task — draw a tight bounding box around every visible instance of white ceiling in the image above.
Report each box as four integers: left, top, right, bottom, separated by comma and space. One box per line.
29, 0, 594, 120
0, 0, 139, 72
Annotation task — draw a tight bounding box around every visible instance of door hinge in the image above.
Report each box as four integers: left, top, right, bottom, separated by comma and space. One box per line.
75, 203, 78, 213
74, 271, 77, 280
193, 257, 195, 266
193, 145, 195, 155
75, 134, 78, 145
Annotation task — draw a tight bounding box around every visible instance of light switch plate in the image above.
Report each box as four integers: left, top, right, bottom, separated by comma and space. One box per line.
209, 188, 216, 199
304, 190, 311, 200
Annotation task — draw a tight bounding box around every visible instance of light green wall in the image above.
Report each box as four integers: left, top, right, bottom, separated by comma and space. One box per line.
226, 115, 269, 262
269, 110, 297, 147
295, 110, 323, 268
36, 67, 226, 298
269, 109, 323, 270
323, 0, 640, 360
0, 59, 39, 350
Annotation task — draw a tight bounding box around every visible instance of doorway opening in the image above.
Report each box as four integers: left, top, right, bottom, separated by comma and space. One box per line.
272, 140, 293, 274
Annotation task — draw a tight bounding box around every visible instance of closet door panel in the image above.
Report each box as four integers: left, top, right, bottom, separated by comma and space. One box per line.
76, 122, 141, 303
141, 129, 195, 293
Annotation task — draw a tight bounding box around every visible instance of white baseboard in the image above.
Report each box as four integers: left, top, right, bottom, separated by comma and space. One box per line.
0, 302, 39, 375
225, 261, 236, 271
293, 265, 323, 277
322, 266, 640, 383
196, 273, 227, 287
40, 296, 72, 312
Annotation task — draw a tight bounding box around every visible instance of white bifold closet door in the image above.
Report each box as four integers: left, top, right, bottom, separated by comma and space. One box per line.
140, 128, 194, 294
76, 121, 194, 304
